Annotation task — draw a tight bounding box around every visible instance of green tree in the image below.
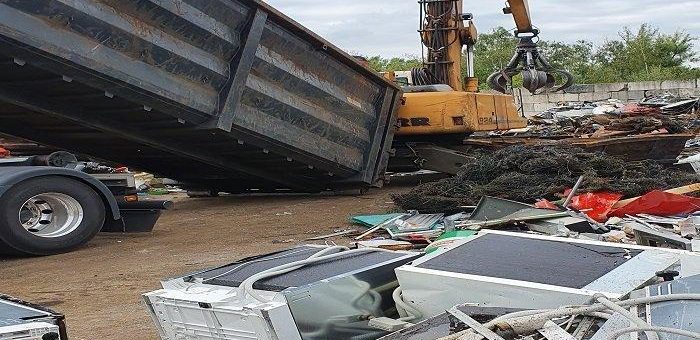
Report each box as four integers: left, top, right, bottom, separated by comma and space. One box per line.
469, 27, 518, 86
369, 24, 700, 87
366, 56, 423, 72
465, 24, 700, 86
538, 40, 595, 81
589, 24, 700, 82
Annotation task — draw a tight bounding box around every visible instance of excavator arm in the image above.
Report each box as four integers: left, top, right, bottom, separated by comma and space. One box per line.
415, 0, 573, 94
505, 0, 535, 36
416, 0, 470, 91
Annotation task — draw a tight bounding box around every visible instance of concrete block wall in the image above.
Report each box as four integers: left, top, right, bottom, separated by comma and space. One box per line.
514, 79, 700, 117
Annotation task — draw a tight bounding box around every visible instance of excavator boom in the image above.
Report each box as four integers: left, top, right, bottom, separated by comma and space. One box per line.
417, 0, 468, 91
414, 0, 572, 94
506, 0, 535, 35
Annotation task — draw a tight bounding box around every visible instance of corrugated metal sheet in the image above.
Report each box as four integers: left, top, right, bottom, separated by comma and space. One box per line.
0, 0, 401, 192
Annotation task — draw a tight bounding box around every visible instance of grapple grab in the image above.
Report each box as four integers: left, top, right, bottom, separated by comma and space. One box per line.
488, 36, 575, 94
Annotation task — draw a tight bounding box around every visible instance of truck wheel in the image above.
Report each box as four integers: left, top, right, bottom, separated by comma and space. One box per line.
0, 176, 105, 256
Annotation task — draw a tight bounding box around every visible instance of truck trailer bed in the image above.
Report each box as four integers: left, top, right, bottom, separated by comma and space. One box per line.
0, 0, 401, 193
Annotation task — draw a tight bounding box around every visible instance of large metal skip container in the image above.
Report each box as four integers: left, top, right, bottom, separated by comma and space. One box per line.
0, 0, 401, 192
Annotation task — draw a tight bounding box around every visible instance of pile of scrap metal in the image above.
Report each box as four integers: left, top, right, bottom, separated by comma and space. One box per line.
381, 145, 700, 252
142, 232, 700, 340
452, 196, 604, 236
350, 211, 470, 245
679, 137, 700, 160
473, 193, 700, 249
0, 294, 67, 339
349, 199, 593, 251
599, 214, 700, 251
357, 189, 700, 252
383, 268, 700, 340
460, 94, 699, 163
527, 94, 700, 139
675, 137, 700, 175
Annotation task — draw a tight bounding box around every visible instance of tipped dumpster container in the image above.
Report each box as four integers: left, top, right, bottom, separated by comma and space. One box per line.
0, 0, 401, 193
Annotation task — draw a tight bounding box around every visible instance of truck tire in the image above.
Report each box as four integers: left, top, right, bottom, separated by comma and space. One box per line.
0, 176, 105, 256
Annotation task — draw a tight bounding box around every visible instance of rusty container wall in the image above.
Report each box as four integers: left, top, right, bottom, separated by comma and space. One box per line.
0, 0, 401, 192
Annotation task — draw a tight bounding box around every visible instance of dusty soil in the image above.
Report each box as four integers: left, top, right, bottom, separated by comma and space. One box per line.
0, 187, 409, 340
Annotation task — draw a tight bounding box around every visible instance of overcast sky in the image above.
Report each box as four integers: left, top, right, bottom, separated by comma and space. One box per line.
265, 0, 700, 58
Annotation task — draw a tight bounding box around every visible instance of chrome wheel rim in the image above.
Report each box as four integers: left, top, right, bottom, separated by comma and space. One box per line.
19, 193, 84, 238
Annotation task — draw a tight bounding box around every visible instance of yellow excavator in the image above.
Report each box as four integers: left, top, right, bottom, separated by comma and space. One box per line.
387, 0, 574, 174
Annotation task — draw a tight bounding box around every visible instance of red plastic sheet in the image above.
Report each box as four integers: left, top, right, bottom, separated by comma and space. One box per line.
0, 146, 8, 158
569, 192, 623, 222
610, 191, 700, 217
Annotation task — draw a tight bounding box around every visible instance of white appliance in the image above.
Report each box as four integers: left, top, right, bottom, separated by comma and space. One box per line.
144, 245, 420, 340
0, 323, 60, 340
0, 297, 62, 340
395, 230, 700, 320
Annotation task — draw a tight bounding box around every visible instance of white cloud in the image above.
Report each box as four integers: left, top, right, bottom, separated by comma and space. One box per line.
264, 0, 700, 58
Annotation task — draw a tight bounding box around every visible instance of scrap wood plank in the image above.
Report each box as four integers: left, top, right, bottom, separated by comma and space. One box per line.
612, 183, 700, 209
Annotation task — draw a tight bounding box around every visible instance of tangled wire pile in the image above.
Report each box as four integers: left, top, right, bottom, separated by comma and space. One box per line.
392, 145, 700, 212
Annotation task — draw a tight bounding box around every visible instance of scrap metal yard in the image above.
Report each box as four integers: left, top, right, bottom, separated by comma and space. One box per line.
2, 0, 700, 340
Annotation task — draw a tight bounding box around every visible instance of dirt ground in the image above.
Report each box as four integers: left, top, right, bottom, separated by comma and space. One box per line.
0, 186, 410, 340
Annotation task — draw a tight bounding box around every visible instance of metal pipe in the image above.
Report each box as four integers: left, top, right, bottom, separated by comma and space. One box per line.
563, 176, 584, 208
466, 45, 475, 78
491, 294, 700, 335
441, 294, 700, 340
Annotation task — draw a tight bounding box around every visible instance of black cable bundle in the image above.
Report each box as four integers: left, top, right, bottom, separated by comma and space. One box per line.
392, 145, 700, 212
